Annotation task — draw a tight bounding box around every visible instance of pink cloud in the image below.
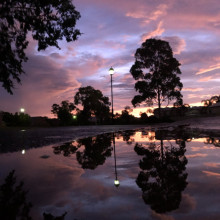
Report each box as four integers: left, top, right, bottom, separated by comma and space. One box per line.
141, 21, 165, 41
204, 163, 220, 168
162, 36, 186, 54
187, 153, 207, 158
182, 88, 204, 92
198, 76, 213, 82
126, 4, 168, 25
196, 63, 220, 75
203, 170, 220, 178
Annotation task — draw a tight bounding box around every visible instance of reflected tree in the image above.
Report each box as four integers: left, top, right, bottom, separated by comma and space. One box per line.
76, 134, 112, 169
119, 130, 136, 145
53, 133, 113, 170
53, 141, 79, 157
135, 139, 188, 213
204, 137, 220, 147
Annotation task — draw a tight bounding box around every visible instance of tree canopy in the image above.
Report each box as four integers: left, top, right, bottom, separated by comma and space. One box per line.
202, 95, 220, 107
74, 86, 111, 123
130, 38, 183, 118
0, 0, 81, 94
51, 100, 76, 125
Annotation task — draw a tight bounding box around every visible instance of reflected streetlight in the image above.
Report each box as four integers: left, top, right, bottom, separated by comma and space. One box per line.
109, 67, 114, 124
112, 133, 120, 187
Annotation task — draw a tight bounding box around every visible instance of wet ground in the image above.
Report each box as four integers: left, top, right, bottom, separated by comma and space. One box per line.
0, 127, 220, 219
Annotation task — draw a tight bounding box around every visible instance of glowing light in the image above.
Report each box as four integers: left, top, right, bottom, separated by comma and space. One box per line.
109, 67, 114, 75
20, 108, 25, 113
21, 149, 26, 154
114, 179, 120, 187
73, 115, 77, 119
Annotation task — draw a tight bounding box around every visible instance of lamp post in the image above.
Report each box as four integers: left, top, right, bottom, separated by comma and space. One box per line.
109, 67, 114, 124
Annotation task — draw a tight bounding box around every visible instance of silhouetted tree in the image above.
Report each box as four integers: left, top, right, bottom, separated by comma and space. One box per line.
140, 112, 148, 123
135, 139, 188, 213
74, 86, 110, 124
119, 106, 136, 124
2, 111, 31, 126
0, 170, 32, 220
130, 38, 183, 118
202, 95, 220, 107
51, 100, 76, 125
0, 0, 81, 94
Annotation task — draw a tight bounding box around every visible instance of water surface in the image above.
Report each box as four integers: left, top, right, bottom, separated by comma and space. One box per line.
0, 128, 220, 219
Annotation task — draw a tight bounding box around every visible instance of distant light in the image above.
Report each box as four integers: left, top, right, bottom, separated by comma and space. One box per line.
109, 67, 114, 75
114, 179, 120, 187
20, 108, 25, 113
21, 129, 26, 132
73, 115, 77, 119
21, 149, 26, 154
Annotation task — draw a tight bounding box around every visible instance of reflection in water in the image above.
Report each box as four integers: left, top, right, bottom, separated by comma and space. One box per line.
1, 128, 220, 219
205, 137, 220, 147
135, 137, 188, 213
53, 133, 113, 170
112, 133, 120, 187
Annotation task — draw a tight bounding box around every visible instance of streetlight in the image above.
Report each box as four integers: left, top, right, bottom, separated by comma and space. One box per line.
20, 108, 25, 113
109, 67, 114, 124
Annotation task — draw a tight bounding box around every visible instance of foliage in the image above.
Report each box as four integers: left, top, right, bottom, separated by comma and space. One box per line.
0, 170, 32, 220
53, 133, 113, 169
135, 139, 188, 213
0, 0, 81, 94
202, 95, 220, 107
2, 111, 31, 126
118, 106, 136, 124
51, 100, 76, 125
74, 86, 111, 124
130, 38, 183, 118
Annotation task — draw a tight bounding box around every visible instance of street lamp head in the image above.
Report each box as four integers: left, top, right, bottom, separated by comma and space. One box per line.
109, 67, 114, 75
20, 108, 25, 113
114, 179, 120, 187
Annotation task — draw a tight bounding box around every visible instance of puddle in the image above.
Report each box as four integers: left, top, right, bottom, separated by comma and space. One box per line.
0, 128, 220, 219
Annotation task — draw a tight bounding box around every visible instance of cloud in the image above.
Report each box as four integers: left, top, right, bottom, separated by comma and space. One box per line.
187, 153, 207, 158
141, 21, 165, 41
162, 36, 186, 54
196, 63, 220, 75
204, 163, 220, 168
203, 170, 220, 178
182, 88, 204, 92
198, 76, 213, 82
126, 4, 168, 25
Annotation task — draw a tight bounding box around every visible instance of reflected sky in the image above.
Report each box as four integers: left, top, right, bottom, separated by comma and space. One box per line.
0, 129, 220, 219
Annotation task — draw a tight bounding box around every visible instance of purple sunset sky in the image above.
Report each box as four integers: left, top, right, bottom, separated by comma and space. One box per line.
1, 0, 220, 117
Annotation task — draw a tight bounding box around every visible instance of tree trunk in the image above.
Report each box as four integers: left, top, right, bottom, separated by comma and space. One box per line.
158, 88, 161, 119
